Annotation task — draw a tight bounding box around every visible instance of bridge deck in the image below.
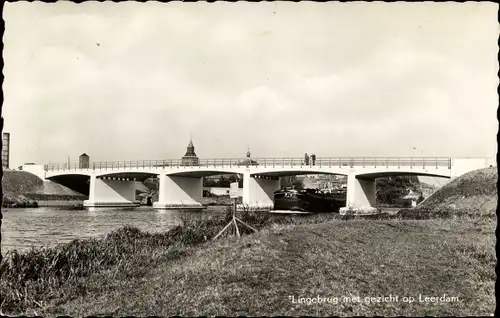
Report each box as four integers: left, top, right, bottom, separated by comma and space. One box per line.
44, 157, 452, 172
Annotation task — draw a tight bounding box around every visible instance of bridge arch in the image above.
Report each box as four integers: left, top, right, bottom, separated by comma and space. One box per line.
165, 168, 244, 177
249, 167, 349, 177
46, 173, 91, 196
46, 171, 92, 178
96, 171, 160, 181
354, 167, 451, 180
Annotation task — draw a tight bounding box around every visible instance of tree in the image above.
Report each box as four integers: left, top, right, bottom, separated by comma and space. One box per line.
280, 176, 294, 189
203, 174, 243, 188
376, 176, 418, 204
294, 179, 304, 190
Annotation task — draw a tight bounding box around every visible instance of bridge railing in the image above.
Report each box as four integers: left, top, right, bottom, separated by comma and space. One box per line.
44, 157, 452, 171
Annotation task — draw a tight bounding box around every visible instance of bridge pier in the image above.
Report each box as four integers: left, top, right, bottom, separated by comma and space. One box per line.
240, 172, 281, 211
153, 174, 203, 209
340, 174, 378, 215
84, 175, 140, 208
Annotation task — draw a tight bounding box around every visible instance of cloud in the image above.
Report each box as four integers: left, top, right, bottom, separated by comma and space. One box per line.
3, 2, 498, 166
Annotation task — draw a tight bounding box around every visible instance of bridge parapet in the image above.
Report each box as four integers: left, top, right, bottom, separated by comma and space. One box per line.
44, 157, 453, 172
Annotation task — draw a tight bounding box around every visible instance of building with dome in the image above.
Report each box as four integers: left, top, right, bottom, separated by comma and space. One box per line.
181, 138, 199, 166
238, 148, 258, 166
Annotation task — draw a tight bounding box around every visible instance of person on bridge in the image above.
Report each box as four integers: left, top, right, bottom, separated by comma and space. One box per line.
311, 154, 316, 166
304, 153, 309, 165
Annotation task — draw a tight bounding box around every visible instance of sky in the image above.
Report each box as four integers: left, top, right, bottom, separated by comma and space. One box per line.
3, 1, 499, 168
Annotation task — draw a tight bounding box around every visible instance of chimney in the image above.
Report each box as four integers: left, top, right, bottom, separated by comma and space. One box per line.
2, 132, 10, 169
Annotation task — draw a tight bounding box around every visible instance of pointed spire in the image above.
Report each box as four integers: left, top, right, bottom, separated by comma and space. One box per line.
184, 136, 196, 156
182, 136, 198, 165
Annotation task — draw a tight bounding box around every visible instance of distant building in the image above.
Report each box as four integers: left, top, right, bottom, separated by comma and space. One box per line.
308, 174, 346, 189
182, 139, 199, 166
399, 190, 424, 208
238, 149, 258, 166
205, 175, 222, 182
79, 153, 90, 168
297, 175, 320, 189
2, 132, 10, 169
416, 182, 437, 199
203, 187, 243, 197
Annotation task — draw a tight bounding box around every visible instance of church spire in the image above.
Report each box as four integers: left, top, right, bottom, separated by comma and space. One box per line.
182, 136, 199, 166
187, 131, 194, 148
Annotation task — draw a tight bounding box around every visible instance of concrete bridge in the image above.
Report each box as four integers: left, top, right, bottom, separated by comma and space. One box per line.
21, 157, 494, 213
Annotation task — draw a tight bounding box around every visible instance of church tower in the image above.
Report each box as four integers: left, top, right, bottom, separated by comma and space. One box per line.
182, 138, 199, 166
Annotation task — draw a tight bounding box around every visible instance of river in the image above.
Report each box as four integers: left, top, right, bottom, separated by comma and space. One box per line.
1, 205, 403, 253
1, 206, 229, 253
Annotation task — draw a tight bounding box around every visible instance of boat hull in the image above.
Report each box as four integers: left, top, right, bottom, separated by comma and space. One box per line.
274, 190, 346, 213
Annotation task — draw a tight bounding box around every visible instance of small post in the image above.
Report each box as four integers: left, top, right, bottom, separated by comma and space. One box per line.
214, 182, 255, 240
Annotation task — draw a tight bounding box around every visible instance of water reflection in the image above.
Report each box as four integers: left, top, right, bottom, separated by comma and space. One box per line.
1, 206, 227, 252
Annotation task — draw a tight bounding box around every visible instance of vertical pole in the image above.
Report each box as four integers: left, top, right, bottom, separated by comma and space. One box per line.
233, 197, 240, 238
234, 197, 237, 218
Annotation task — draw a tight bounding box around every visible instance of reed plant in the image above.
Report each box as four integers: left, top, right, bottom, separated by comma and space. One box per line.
0, 217, 231, 314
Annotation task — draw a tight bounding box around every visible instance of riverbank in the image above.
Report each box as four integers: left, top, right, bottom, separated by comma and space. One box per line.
2, 169, 87, 208
0, 210, 495, 316
2, 193, 38, 208
201, 195, 242, 206
2, 193, 84, 208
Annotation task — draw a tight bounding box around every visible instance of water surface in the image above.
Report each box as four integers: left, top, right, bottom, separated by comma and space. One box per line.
1, 206, 228, 252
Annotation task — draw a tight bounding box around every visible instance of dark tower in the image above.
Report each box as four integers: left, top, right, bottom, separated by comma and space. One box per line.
2, 132, 10, 169
79, 153, 90, 169
182, 139, 199, 166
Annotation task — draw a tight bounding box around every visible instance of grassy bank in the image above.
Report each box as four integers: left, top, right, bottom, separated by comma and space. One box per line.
0, 209, 495, 316
2, 169, 43, 194
2, 193, 39, 208
2, 169, 87, 208
412, 167, 497, 218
